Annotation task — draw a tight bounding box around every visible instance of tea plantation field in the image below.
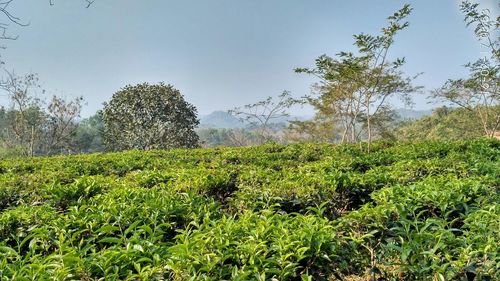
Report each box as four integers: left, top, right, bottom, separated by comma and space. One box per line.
0, 139, 498, 280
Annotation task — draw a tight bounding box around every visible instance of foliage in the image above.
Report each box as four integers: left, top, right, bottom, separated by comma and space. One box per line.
73, 112, 105, 153
0, 139, 498, 279
102, 83, 200, 151
396, 106, 498, 141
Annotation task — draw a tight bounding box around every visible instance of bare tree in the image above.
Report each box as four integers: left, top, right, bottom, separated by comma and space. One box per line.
0, 71, 84, 156
0, 0, 26, 39
0, 70, 44, 156
0, 0, 27, 64
229, 91, 302, 143
44, 95, 83, 154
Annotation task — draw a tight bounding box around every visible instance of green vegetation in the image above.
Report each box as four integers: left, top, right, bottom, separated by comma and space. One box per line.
102, 83, 200, 151
397, 106, 500, 141
0, 3, 497, 279
2, 1, 497, 156
0, 139, 498, 280
293, 4, 419, 149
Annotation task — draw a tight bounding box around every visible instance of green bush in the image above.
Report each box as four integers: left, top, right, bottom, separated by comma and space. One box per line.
0, 138, 498, 279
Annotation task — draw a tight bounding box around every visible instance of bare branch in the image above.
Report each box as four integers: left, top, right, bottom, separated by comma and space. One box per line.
229, 91, 302, 143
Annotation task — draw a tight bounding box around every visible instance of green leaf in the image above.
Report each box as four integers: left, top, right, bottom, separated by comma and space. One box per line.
98, 237, 122, 244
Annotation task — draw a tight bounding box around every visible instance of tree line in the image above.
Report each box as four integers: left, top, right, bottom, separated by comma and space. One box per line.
0, 1, 498, 157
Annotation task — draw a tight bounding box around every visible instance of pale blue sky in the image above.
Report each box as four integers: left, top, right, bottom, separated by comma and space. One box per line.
1, 0, 498, 117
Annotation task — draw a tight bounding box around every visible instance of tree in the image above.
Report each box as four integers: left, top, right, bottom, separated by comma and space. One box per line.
43, 95, 84, 154
229, 91, 302, 144
296, 4, 420, 150
102, 83, 199, 151
431, 1, 499, 137
0, 71, 45, 156
73, 112, 104, 153
0, 71, 84, 156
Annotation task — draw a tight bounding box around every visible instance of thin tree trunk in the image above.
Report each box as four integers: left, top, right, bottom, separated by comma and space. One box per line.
29, 125, 35, 157
366, 98, 372, 153
341, 126, 348, 143
351, 121, 356, 143
477, 105, 495, 137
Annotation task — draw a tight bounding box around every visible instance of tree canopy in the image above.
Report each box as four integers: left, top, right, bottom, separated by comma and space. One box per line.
102, 83, 199, 151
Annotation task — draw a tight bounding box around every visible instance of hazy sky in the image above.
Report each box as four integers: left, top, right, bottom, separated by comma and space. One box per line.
1, 0, 498, 117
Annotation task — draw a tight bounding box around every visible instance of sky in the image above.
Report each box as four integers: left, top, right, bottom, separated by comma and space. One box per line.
0, 0, 498, 117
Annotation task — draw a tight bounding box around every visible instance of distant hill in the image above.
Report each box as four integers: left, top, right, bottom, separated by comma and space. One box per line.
199, 109, 432, 129
395, 108, 433, 120
199, 111, 245, 129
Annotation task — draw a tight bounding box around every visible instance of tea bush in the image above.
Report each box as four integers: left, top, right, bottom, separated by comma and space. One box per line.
0, 138, 498, 280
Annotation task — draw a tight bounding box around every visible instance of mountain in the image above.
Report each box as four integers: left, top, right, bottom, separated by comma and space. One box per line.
199, 111, 245, 129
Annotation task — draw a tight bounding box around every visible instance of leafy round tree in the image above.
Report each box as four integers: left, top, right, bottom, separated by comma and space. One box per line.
102, 83, 199, 150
